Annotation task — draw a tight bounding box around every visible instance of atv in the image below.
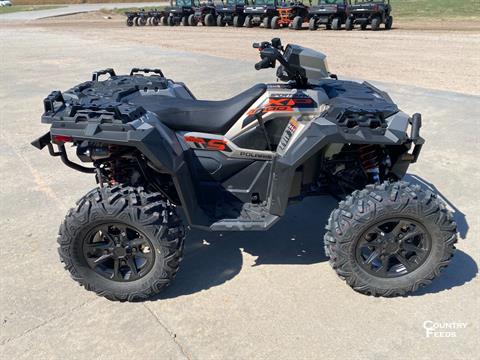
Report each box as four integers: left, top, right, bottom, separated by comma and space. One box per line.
166, 0, 196, 26
271, 0, 310, 30
244, 0, 279, 28
32, 39, 457, 301
346, 0, 393, 31
308, 0, 349, 30
188, 0, 217, 26
216, 0, 248, 27
125, 9, 149, 26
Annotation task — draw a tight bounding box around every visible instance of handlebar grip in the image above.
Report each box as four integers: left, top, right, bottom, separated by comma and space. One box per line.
255, 57, 271, 70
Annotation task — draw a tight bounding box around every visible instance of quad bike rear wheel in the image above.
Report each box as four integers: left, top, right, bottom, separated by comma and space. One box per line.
233, 15, 243, 27
371, 16, 381, 31
160, 16, 168, 25
385, 15, 393, 30
263, 16, 271, 29
58, 185, 185, 302
139, 17, 147, 26
331, 17, 341, 30
292, 16, 303, 30
188, 14, 198, 26
270, 16, 279, 29
308, 17, 318, 31
205, 13, 215, 26
345, 17, 353, 30
126, 18, 134, 27
324, 181, 457, 297
152, 17, 159, 26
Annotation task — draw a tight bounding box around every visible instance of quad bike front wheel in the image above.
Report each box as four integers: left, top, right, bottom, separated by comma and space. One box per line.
345, 17, 353, 31
385, 15, 393, 30
58, 185, 185, 302
126, 18, 134, 27
324, 181, 457, 297
244, 15, 253, 28
331, 17, 341, 30
204, 13, 215, 26
291, 16, 303, 30
371, 16, 381, 31
309, 17, 318, 31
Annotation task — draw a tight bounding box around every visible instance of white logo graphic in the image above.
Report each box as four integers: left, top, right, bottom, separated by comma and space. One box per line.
423, 321, 467, 338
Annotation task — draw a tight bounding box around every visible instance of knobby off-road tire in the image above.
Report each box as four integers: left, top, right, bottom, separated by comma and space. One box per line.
188, 14, 198, 26
126, 18, 134, 27
331, 17, 341, 30
205, 13, 215, 26
345, 17, 353, 30
292, 16, 303, 30
181, 16, 188, 26
385, 15, 393, 30
217, 15, 225, 26
308, 17, 318, 31
244, 15, 253, 28
270, 16, 279, 29
233, 15, 243, 27
263, 16, 272, 29
324, 181, 457, 297
371, 16, 381, 31
58, 185, 185, 302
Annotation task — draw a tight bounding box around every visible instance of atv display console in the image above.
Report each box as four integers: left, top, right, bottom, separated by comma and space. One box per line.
32, 39, 457, 302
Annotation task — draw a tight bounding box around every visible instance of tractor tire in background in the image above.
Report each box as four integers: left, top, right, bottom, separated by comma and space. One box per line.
292, 16, 303, 30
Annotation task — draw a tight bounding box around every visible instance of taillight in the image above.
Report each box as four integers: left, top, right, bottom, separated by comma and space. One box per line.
52, 135, 73, 144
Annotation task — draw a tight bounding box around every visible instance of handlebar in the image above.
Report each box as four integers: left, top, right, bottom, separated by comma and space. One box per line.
255, 57, 272, 70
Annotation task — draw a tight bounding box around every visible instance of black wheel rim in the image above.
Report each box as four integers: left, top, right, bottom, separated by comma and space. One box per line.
355, 218, 432, 278
82, 223, 155, 282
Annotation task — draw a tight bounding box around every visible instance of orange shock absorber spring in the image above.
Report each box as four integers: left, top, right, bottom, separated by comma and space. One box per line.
358, 145, 380, 183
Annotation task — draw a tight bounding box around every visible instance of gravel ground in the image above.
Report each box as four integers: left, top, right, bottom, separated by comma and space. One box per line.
14, 12, 480, 96
0, 16, 479, 360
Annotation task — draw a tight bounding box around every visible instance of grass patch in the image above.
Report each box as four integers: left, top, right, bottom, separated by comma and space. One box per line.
0, 5, 63, 14
391, 0, 479, 19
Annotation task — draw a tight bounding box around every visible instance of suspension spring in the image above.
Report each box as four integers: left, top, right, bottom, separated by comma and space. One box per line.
358, 145, 380, 183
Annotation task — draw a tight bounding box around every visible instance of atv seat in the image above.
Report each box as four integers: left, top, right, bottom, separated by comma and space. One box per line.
139, 84, 267, 134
